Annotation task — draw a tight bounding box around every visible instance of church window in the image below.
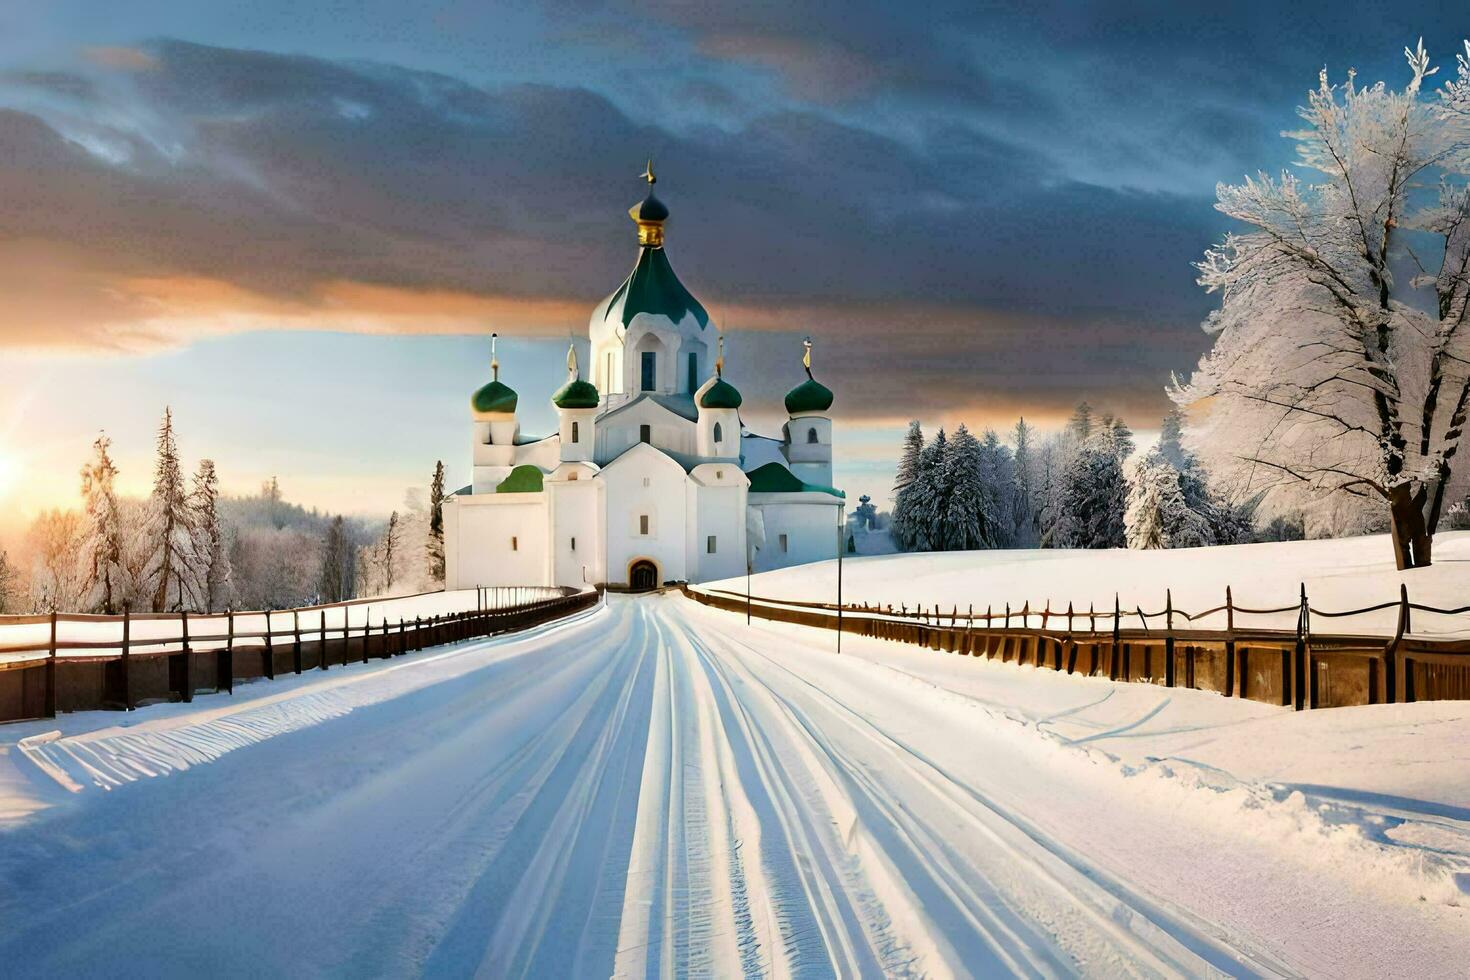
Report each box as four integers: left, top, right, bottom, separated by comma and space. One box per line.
570, 537, 576, 551
713, 422, 723, 444
807, 427, 819, 444
687, 352, 698, 393
716, 469, 723, 479
640, 424, 651, 444
571, 421, 579, 443
568, 471, 578, 481
639, 514, 650, 535
511, 536, 518, 551
707, 535, 717, 554
779, 533, 789, 553
641, 351, 656, 391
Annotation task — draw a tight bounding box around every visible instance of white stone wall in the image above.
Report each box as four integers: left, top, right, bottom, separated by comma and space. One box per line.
687, 464, 747, 582
600, 445, 689, 587
548, 477, 603, 587
444, 494, 549, 588
749, 494, 842, 573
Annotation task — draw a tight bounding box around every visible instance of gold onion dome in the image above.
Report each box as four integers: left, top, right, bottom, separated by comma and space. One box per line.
629, 158, 669, 246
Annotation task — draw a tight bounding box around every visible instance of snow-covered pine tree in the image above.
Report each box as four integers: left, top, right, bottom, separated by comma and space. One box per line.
941, 425, 988, 550
1011, 418, 1038, 547
1173, 40, 1470, 569
893, 428, 948, 551
138, 408, 200, 611
428, 461, 446, 585
894, 420, 924, 494
77, 434, 128, 613
190, 459, 234, 611
976, 429, 1015, 548
1057, 425, 1128, 548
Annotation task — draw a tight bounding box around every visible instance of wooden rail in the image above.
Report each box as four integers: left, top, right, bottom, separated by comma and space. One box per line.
682, 583, 1470, 710
0, 586, 598, 724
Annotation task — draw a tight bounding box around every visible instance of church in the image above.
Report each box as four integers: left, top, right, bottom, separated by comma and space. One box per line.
443, 166, 845, 591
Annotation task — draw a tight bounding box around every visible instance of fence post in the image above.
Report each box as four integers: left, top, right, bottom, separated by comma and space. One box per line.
415, 616, 422, 652
364, 607, 371, 664
223, 607, 234, 696
264, 610, 276, 680
45, 606, 57, 719
179, 609, 193, 703
1222, 586, 1235, 697
122, 602, 134, 710
1164, 589, 1175, 688
1395, 584, 1413, 703
1111, 593, 1121, 681
320, 609, 329, 671
292, 610, 303, 674
1293, 584, 1308, 710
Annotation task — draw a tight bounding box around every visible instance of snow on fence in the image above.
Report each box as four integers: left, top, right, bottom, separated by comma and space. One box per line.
683, 583, 1470, 710
0, 586, 598, 724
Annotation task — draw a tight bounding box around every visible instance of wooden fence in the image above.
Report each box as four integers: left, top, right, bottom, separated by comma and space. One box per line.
682, 583, 1470, 710
0, 586, 599, 724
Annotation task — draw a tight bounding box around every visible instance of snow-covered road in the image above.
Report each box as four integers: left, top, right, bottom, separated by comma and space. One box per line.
2, 593, 1467, 978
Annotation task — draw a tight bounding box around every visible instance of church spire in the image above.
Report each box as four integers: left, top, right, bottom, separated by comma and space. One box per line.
491, 332, 500, 382
628, 158, 670, 248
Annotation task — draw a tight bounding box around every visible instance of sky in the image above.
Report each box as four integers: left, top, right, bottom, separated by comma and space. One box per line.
0, 1, 1467, 536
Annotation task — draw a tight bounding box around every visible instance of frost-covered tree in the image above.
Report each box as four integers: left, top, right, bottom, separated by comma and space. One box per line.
1125, 448, 1215, 549
976, 429, 1015, 548
1054, 425, 1128, 549
941, 425, 989, 550
428, 461, 446, 586
0, 549, 17, 614
1011, 418, 1039, 546
1173, 40, 1470, 569
26, 510, 82, 611
893, 420, 924, 495
892, 428, 948, 551
190, 459, 234, 612
77, 434, 128, 613
138, 408, 200, 611
318, 515, 354, 603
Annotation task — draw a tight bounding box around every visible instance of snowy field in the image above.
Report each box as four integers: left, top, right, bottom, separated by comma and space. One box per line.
711, 531, 1470, 637
1, 587, 1467, 977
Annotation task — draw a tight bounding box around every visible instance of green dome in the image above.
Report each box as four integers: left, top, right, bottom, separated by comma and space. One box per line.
784, 377, 833, 415
496, 465, 543, 493
471, 380, 518, 414
553, 378, 600, 410
699, 377, 742, 409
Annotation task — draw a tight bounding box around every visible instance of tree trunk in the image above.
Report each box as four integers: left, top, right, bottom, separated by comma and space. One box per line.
1387, 482, 1433, 570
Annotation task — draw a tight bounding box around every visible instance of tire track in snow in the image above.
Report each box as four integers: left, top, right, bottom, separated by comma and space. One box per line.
683, 598, 1293, 978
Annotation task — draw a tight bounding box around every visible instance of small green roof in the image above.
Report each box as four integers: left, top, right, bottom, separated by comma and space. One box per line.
784, 377, 833, 415
553, 378, 600, 409
472, 380, 518, 414
699, 377, 742, 409
598, 246, 709, 330
495, 465, 544, 493
745, 461, 844, 498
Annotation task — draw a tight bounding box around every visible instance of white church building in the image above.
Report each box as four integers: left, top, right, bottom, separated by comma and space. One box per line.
443, 167, 844, 591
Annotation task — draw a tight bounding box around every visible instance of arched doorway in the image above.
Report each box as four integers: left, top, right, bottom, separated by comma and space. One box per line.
629, 559, 659, 592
